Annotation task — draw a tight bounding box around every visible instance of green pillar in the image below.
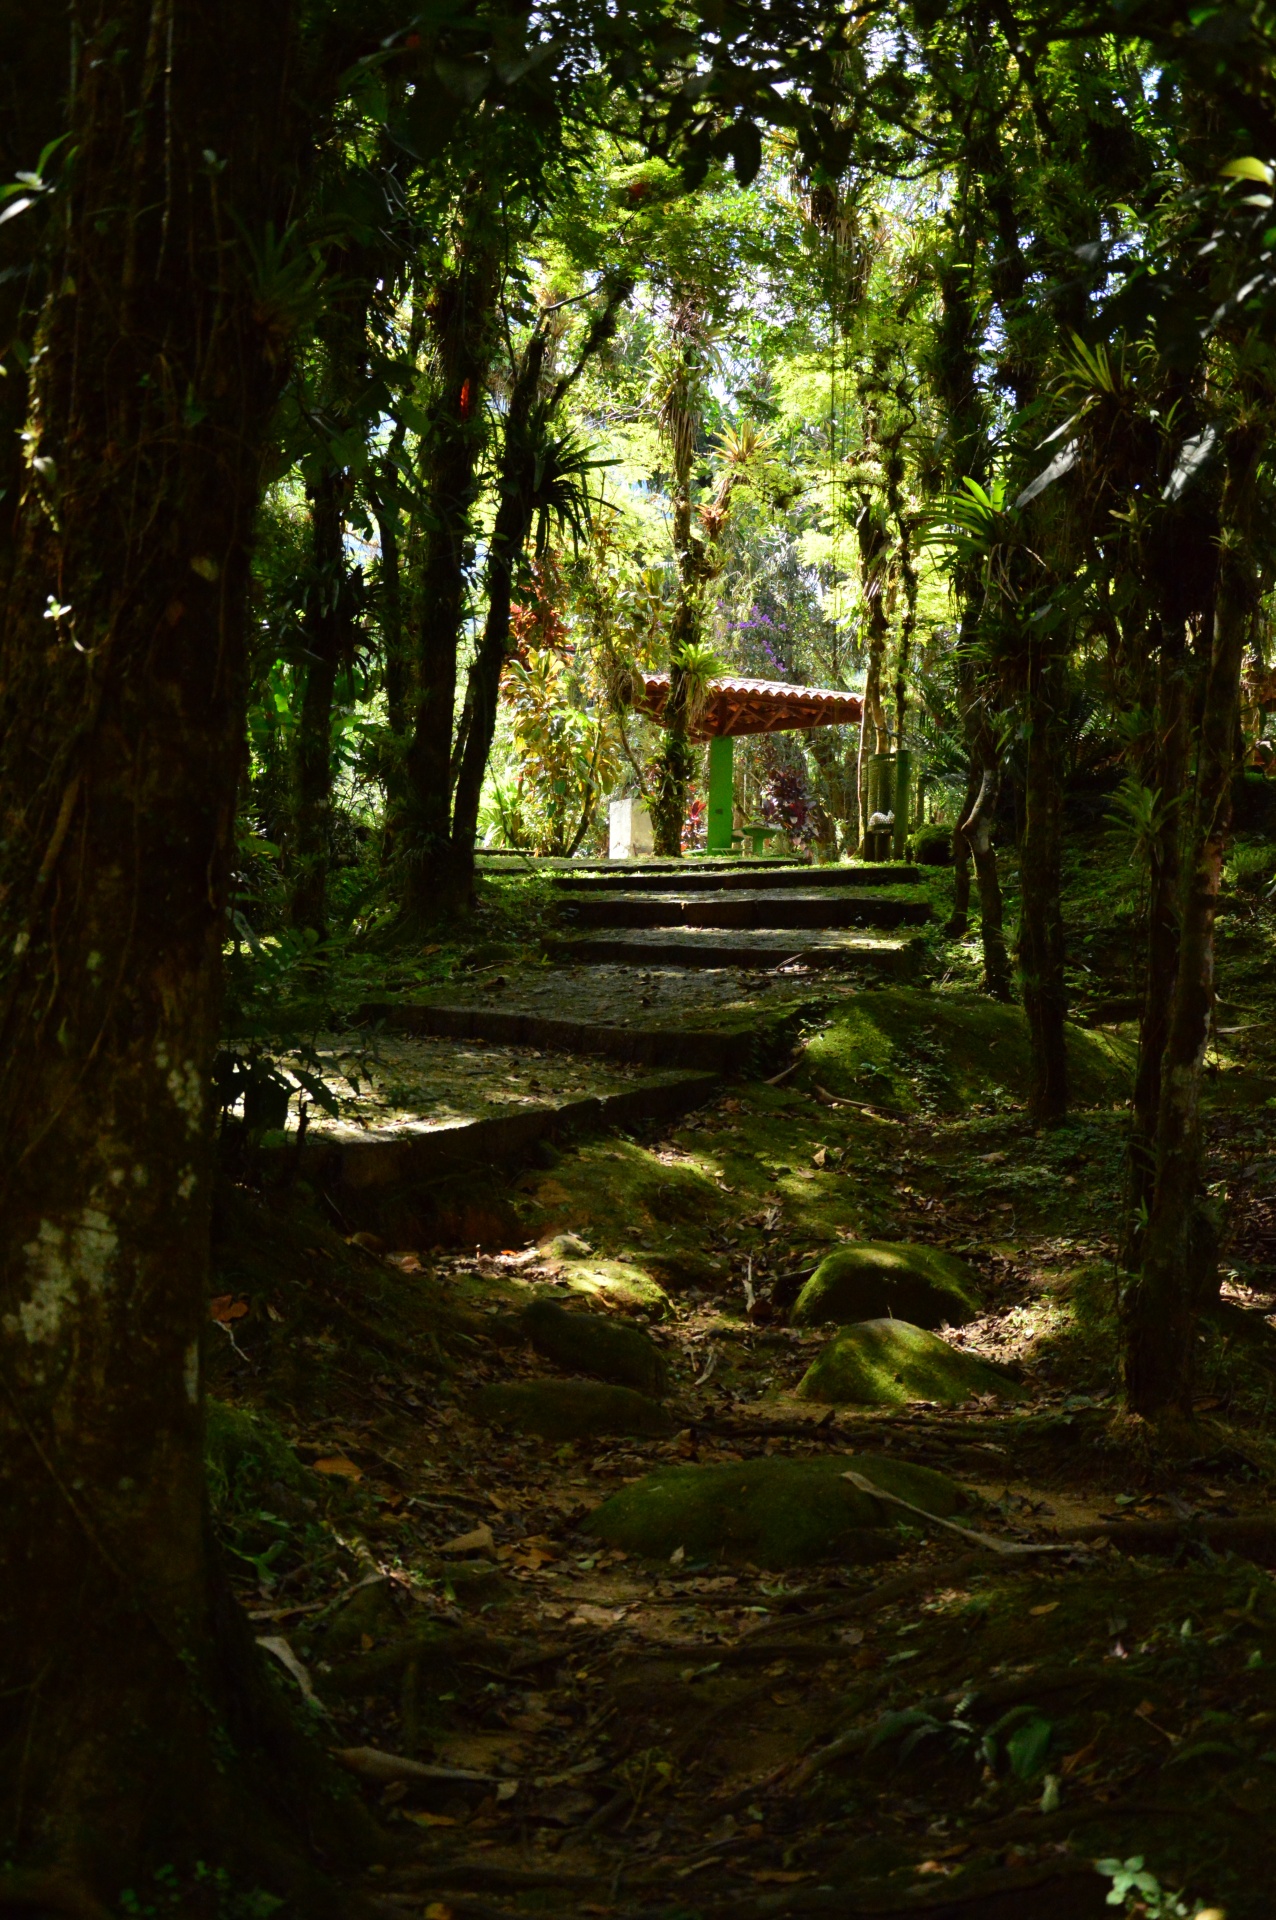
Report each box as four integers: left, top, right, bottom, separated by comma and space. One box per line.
707, 734, 735, 852
892, 751, 912, 859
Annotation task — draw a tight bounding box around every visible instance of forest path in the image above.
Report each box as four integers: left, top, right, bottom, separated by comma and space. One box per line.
209, 863, 1276, 1920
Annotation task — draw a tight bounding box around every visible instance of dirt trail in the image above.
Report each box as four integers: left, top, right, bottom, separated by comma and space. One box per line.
206, 863, 1276, 1920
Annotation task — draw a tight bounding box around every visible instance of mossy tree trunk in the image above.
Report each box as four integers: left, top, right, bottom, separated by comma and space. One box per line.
1124, 612, 1191, 1266
1122, 421, 1264, 1416
400, 199, 500, 920
1017, 631, 1069, 1123
0, 3, 369, 1900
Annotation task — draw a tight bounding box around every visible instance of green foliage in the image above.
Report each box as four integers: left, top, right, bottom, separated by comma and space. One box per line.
1095, 1857, 1214, 1917
117, 1863, 284, 1920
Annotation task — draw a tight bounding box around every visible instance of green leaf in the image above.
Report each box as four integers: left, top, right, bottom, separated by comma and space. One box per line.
1221, 156, 1273, 183
1005, 1714, 1053, 1779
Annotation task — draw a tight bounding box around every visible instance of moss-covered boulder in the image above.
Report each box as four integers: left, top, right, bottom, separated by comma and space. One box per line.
523, 1298, 669, 1397
556, 1258, 672, 1319
472, 1378, 675, 1441
797, 1320, 1024, 1407
584, 1453, 967, 1568
791, 1243, 979, 1330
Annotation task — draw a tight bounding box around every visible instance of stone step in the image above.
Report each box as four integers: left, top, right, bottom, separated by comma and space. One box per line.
550, 929, 922, 972
564, 890, 932, 932
552, 862, 919, 895
358, 999, 802, 1076
254, 1037, 718, 1237
478, 852, 804, 874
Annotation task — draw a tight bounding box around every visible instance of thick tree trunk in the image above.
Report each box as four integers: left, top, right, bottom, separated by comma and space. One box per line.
289, 469, 351, 935
0, 3, 368, 1900
1122, 426, 1262, 1417
1018, 634, 1069, 1123
400, 215, 499, 922
1124, 616, 1189, 1266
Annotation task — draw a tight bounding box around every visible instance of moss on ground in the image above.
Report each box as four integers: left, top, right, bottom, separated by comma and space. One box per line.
797, 1319, 1025, 1407
584, 1452, 968, 1567
792, 1242, 980, 1329
523, 1297, 669, 1395
802, 986, 1133, 1115
553, 1257, 673, 1317
472, 1377, 675, 1440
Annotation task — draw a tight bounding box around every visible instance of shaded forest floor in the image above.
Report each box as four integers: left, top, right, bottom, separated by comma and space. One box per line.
201, 830, 1276, 1920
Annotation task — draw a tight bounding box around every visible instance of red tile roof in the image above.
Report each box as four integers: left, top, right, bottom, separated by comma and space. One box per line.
623, 669, 863, 739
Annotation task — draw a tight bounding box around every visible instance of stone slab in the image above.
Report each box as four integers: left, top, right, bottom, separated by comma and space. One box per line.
550, 930, 923, 973
565, 891, 932, 931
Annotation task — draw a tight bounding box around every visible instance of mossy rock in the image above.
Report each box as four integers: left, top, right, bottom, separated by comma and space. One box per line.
797, 1320, 1025, 1408
802, 986, 1133, 1115
791, 1243, 979, 1330
523, 1297, 668, 1397
584, 1453, 968, 1569
543, 1231, 594, 1259
556, 1258, 672, 1319
472, 1378, 675, 1441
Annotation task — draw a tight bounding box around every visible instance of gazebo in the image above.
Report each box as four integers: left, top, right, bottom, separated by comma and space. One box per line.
624, 669, 864, 853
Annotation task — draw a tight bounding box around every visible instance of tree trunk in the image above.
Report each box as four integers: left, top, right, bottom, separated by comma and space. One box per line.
1124, 615, 1189, 1266
964, 764, 1011, 999
1018, 633, 1069, 1123
947, 766, 977, 937
289, 468, 351, 935
448, 278, 631, 894
400, 210, 499, 921
1122, 424, 1262, 1417
652, 451, 697, 859
447, 332, 551, 896
0, 0, 373, 1900
951, 650, 1010, 995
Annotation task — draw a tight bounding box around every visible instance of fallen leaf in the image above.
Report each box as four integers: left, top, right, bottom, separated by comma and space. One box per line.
570, 1604, 627, 1628
1029, 1602, 1061, 1617
256, 1636, 321, 1708
265, 1302, 284, 1323
312, 1455, 362, 1481
209, 1295, 249, 1323
751, 1870, 809, 1885
443, 1522, 496, 1556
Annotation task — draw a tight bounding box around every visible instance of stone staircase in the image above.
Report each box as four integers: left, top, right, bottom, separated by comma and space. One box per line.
549, 857, 929, 969
266, 856, 930, 1230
